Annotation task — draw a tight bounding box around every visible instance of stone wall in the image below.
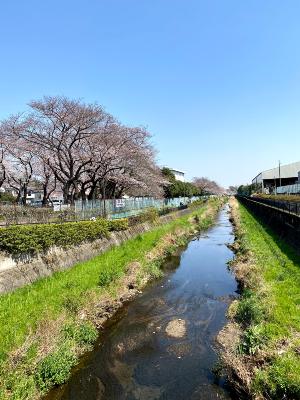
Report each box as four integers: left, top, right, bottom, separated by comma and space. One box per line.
0, 208, 192, 294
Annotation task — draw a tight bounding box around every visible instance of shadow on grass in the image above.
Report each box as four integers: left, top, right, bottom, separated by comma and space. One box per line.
242, 203, 300, 265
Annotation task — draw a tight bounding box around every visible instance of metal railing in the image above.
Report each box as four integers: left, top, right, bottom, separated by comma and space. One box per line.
242, 196, 300, 217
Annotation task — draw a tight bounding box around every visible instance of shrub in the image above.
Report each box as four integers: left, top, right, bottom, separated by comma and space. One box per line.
107, 218, 128, 231
0, 192, 16, 203
128, 208, 159, 226
35, 344, 76, 392
188, 198, 207, 209
0, 218, 128, 256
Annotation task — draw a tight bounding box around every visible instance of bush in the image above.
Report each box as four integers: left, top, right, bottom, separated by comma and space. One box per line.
0, 217, 129, 256
188, 198, 207, 209
62, 322, 98, 346
0, 192, 16, 203
35, 345, 76, 392
107, 218, 128, 231
128, 208, 159, 226
158, 206, 179, 216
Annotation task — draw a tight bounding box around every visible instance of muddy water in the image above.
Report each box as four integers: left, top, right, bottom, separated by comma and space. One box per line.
50, 207, 237, 400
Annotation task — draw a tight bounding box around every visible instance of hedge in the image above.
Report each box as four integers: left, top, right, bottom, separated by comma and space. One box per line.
0, 218, 128, 256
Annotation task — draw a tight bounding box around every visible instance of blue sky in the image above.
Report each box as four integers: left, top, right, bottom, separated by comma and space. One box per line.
1, 1, 300, 187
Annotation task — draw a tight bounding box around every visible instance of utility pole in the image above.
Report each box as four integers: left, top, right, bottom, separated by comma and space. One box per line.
279, 160, 281, 188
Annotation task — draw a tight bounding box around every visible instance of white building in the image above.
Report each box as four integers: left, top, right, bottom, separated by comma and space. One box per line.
168, 168, 185, 182
252, 161, 300, 193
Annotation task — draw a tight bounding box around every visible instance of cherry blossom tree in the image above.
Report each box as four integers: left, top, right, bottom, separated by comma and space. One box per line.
0, 96, 166, 204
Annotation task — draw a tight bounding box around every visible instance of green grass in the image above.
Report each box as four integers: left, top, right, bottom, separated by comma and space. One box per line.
0, 198, 222, 399
236, 203, 300, 399
0, 211, 193, 359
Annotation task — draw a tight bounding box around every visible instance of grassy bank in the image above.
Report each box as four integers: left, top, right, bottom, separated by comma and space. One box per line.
219, 198, 300, 399
0, 198, 223, 400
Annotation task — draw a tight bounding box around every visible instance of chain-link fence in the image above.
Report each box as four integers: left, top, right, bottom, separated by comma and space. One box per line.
74, 196, 204, 220
0, 196, 205, 226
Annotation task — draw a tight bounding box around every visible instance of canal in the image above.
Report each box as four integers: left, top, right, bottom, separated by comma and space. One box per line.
48, 206, 237, 400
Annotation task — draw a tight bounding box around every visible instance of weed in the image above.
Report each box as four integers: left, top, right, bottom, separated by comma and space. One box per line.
62, 294, 83, 314
237, 325, 265, 355
62, 322, 98, 346
35, 344, 76, 392
235, 290, 264, 327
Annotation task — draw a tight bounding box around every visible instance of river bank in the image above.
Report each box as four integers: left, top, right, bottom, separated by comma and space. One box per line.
218, 198, 300, 400
46, 203, 237, 400
0, 198, 224, 400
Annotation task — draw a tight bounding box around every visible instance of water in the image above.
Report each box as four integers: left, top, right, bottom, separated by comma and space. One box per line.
48, 206, 237, 400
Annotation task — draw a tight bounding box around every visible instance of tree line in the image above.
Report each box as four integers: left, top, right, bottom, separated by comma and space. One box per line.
0, 96, 223, 205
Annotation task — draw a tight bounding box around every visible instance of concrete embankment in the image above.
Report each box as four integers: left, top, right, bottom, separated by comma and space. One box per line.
0, 209, 191, 294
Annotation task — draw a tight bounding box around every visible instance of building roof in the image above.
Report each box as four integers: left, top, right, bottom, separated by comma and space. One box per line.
253, 161, 300, 183
167, 168, 185, 174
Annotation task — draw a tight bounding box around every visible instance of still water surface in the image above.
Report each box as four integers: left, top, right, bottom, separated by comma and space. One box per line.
48, 207, 237, 400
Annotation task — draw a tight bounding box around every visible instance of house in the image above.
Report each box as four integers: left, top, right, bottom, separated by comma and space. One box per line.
167, 168, 185, 182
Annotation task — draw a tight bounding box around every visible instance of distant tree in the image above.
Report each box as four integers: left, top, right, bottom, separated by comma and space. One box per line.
193, 177, 223, 195
162, 174, 199, 198
237, 184, 251, 195
237, 183, 260, 196
227, 185, 238, 194
161, 167, 176, 183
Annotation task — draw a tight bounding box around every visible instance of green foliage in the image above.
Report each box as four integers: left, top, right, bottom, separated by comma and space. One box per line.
165, 180, 199, 198
0, 218, 129, 256
235, 290, 265, 327
161, 167, 176, 183
238, 325, 265, 355
107, 218, 128, 231
161, 167, 200, 198
235, 203, 300, 397
98, 267, 121, 286
0, 200, 210, 399
35, 344, 76, 392
62, 322, 98, 346
253, 352, 300, 398
62, 293, 84, 314
128, 208, 159, 225
0, 192, 16, 203
188, 198, 207, 209
2, 370, 37, 400
237, 183, 260, 196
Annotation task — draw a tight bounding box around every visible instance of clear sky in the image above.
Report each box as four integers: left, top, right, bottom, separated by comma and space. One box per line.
1, 1, 300, 187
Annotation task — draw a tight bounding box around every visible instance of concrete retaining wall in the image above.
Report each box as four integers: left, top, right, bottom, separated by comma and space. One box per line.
0, 208, 192, 294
